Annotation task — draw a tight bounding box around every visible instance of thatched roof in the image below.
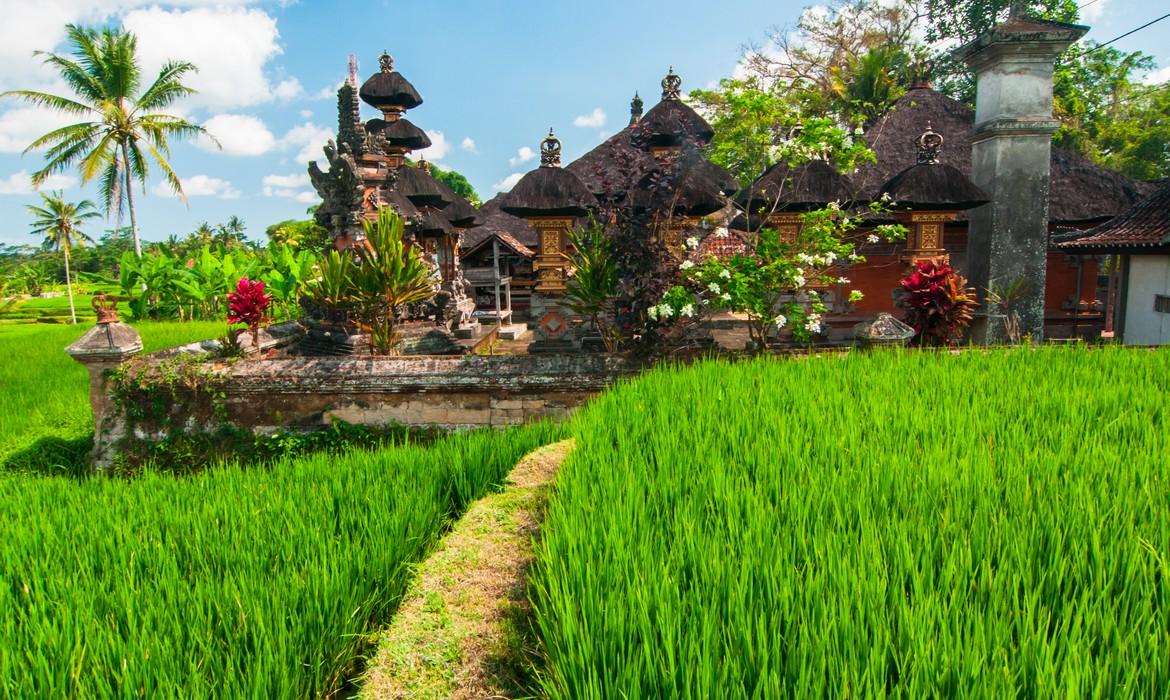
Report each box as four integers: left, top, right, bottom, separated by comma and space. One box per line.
630, 157, 738, 217
462, 197, 540, 254
856, 86, 1146, 223
359, 54, 423, 112
1057, 179, 1170, 252
736, 160, 856, 212
639, 99, 714, 147
414, 209, 454, 237
366, 117, 431, 150
427, 176, 482, 228
381, 188, 420, 219
879, 162, 990, 211
565, 128, 658, 199
394, 164, 452, 208
497, 166, 598, 217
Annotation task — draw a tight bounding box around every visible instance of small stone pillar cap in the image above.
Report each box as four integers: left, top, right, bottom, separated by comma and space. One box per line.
953, 15, 1088, 68
66, 317, 143, 364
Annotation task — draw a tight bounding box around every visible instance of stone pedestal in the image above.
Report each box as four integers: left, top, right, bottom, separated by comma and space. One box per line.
956, 16, 1087, 343
528, 293, 577, 353
65, 320, 143, 469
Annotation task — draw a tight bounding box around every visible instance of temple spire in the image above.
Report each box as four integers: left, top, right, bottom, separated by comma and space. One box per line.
916, 121, 943, 165
629, 91, 643, 125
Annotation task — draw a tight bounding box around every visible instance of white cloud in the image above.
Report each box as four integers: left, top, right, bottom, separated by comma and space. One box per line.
1143, 65, 1170, 86
124, 6, 285, 109
460, 136, 478, 154
492, 172, 524, 192
199, 114, 277, 156
282, 122, 334, 164
154, 174, 239, 199
261, 173, 316, 202
509, 146, 536, 167
312, 84, 340, 100
415, 130, 450, 162
1081, 0, 1108, 22
295, 191, 318, 204
0, 106, 80, 153
0, 170, 77, 195
262, 173, 309, 190
573, 107, 607, 128
299, 109, 313, 119
273, 77, 303, 101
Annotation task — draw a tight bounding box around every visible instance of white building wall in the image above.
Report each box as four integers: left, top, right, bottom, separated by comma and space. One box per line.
1123, 255, 1170, 346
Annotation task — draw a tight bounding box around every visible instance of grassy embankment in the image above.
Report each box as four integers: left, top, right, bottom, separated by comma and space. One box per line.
532, 346, 1170, 699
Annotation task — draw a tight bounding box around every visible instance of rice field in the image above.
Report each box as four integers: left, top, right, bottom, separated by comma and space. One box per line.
0, 321, 226, 472
0, 421, 562, 697
531, 347, 1170, 699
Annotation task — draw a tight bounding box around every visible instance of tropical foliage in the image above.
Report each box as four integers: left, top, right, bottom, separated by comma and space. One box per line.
0, 24, 209, 256
227, 278, 273, 348
563, 218, 620, 351
26, 192, 100, 324
896, 257, 978, 346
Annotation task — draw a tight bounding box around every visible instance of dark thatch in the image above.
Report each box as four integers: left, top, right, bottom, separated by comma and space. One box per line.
879, 162, 990, 211
565, 128, 658, 199
359, 68, 423, 112
381, 188, 420, 219
366, 117, 431, 150
638, 99, 715, 147
1057, 179, 1170, 252
462, 197, 540, 253
394, 165, 453, 208
736, 160, 856, 212
413, 209, 454, 237
497, 167, 598, 217
630, 157, 738, 217
427, 176, 481, 228
856, 86, 1146, 223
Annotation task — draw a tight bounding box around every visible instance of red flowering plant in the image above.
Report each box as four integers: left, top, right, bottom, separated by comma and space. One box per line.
895, 258, 977, 347
226, 277, 273, 352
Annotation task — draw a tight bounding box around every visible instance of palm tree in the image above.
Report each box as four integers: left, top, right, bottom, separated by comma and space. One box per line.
1, 24, 213, 258
27, 191, 100, 324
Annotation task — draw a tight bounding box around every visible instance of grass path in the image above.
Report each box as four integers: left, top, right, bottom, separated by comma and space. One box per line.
362, 439, 575, 699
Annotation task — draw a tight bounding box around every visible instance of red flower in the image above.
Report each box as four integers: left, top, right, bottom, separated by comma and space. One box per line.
227, 277, 272, 328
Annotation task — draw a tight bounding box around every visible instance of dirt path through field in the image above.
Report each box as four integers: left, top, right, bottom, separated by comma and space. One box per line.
361, 439, 574, 699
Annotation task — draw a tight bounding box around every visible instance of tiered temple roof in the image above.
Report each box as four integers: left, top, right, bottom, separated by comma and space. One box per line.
878, 123, 990, 211
499, 130, 598, 218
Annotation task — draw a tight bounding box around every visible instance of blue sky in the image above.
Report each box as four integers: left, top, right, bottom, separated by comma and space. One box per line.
0, 0, 1166, 248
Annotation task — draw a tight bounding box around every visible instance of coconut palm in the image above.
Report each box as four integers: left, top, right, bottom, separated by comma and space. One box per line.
27, 191, 100, 324
1, 24, 213, 258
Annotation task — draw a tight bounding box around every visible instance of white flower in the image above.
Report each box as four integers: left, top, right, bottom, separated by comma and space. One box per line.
792, 274, 806, 288
866, 234, 880, 244
658, 304, 674, 318
680, 260, 695, 270
824, 251, 837, 264
686, 236, 700, 249
713, 226, 729, 238
647, 305, 659, 320
708, 282, 721, 294
774, 314, 787, 329
796, 253, 815, 265
680, 303, 695, 317
848, 253, 861, 262
719, 268, 731, 280
880, 192, 892, 203
720, 292, 731, 302
837, 276, 850, 285
805, 313, 822, 334
827, 200, 841, 211
807, 290, 818, 300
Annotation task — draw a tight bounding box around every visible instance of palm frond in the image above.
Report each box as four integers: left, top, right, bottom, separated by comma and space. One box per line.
25, 121, 99, 153
145, 141, 187, 205
0, 90, 93, 116
136, 60, 199, 110
99, 160, 123, 220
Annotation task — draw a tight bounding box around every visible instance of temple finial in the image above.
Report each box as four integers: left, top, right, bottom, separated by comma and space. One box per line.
661, 67, 681, 100
916, 121, 943, 164
379, 51, 393, 73
540, 128, 562, 167
630, 91, 644, 125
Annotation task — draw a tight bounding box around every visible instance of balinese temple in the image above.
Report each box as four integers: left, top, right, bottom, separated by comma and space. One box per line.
1056, 180, 1170, 345
849, 80, 1153, 338
461, 200, 540, 316
308, 52, 481, 333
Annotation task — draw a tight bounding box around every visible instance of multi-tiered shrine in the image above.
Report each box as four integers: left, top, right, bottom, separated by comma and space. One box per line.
308, 53, 480, 335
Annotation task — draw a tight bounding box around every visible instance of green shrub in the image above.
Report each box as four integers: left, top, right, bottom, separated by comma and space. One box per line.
532, 347, 1170, 698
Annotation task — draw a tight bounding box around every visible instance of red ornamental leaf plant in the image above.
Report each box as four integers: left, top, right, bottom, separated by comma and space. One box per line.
895, 258, 977, 347
226, 277, 273, 352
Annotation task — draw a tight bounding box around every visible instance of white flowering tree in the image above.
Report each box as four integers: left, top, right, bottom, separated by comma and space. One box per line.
646, 106, 905, 348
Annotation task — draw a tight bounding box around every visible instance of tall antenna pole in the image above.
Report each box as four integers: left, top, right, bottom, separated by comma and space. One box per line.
347, 54, 359, 87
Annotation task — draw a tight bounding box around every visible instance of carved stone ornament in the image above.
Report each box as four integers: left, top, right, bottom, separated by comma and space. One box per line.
917, 121, 944, 165
661, 66, 681, 100
92, 293, 120, 324
379, 51, 393, 73
540, 128, 562, 167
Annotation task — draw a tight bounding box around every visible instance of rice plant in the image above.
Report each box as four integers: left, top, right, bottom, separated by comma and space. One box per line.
0, 421, 561, 697
532, 346, 1170, 699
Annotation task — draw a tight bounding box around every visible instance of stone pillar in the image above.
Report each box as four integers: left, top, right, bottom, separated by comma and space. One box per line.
527, 216, 577, 352
957, 16, 1087, 343
65, 297, 142, 469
